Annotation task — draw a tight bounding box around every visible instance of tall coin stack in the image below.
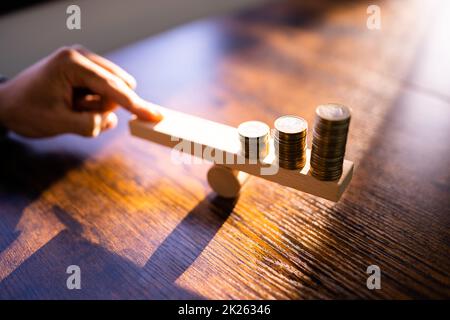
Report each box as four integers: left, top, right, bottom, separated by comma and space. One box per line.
238, 121, 270, 159
310, 104, 351, 181
274, 115, 308, 170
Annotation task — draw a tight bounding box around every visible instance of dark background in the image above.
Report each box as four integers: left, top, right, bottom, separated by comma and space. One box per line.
0, 0, 56, 15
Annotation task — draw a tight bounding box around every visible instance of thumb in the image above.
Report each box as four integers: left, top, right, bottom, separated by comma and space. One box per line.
62, 111, 117, 137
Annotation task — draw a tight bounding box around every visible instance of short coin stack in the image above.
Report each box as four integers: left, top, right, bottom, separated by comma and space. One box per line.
310, 104, 351, 181
237, 120, 270, 159
274, 115, 308, 170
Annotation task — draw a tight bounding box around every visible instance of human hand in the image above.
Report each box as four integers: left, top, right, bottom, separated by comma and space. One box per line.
0, 46, 162, 138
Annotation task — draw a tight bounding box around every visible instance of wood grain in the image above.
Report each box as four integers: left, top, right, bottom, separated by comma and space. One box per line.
0, 0, 449, 299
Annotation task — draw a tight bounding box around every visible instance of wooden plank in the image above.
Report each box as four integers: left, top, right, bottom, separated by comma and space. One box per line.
129, 106, 353, 202
1, 0, 449, 300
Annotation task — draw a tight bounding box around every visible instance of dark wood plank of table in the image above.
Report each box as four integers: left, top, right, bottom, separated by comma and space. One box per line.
0, 0, 449, 299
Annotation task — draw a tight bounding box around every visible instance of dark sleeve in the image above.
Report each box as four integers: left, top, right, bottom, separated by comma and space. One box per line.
0, 75, 8, 136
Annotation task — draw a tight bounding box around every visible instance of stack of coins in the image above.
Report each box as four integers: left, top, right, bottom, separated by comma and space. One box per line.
310, 103, 351, 181
237, 120, 270, 159
274, 115, 308, 169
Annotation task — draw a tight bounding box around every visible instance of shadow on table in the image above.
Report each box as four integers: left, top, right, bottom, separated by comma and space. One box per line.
0, 190, 235, 299
0, 138, 85, 255
142, 194, 236, 293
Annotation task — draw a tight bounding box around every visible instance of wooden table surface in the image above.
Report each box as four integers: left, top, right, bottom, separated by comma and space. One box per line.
1, 0, 449, 299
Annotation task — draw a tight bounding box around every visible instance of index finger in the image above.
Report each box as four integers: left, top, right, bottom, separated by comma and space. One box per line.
67, 50, 162, 121
73, 45, 137, 89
